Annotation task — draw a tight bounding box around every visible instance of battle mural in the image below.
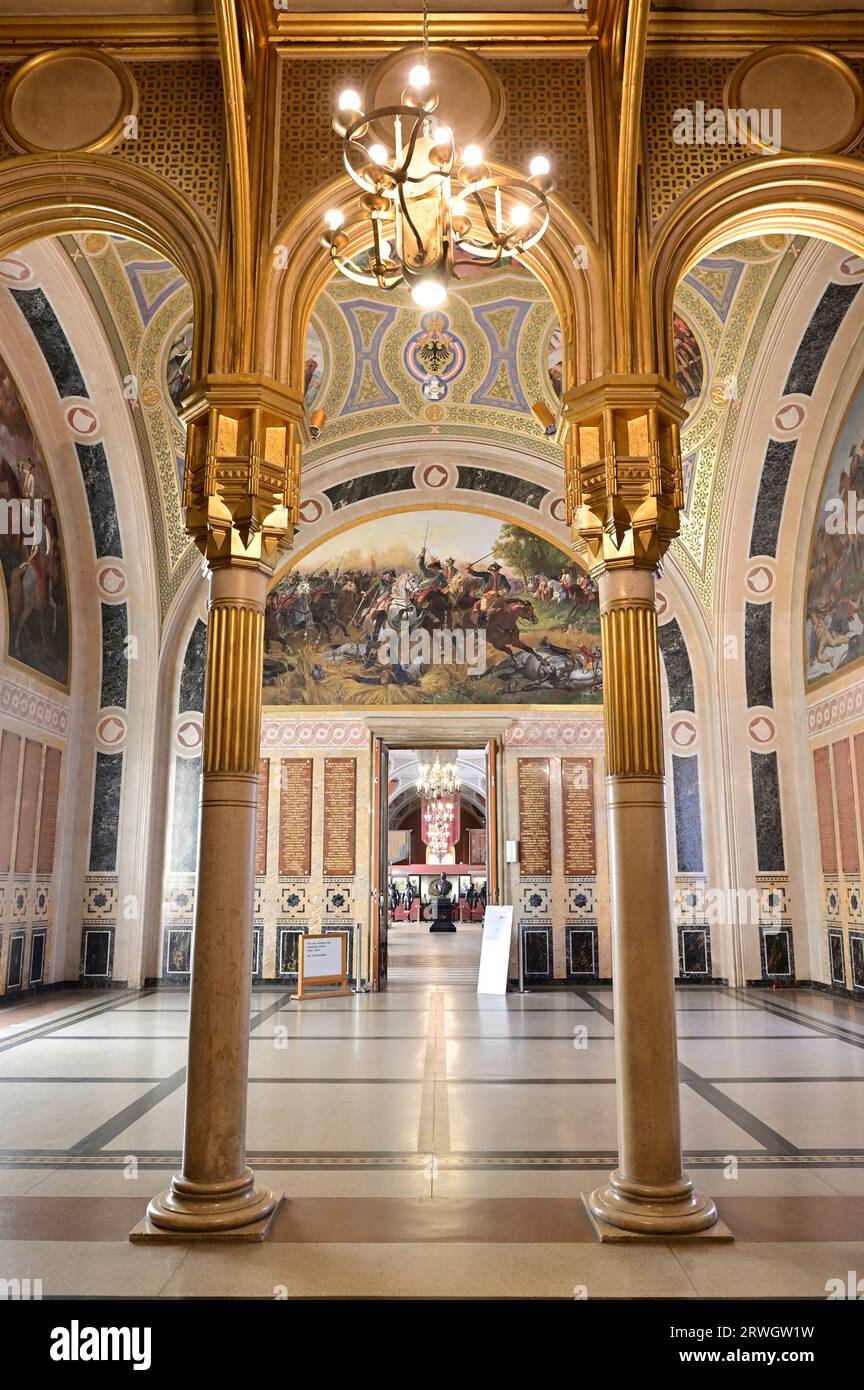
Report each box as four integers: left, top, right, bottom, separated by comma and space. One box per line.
0, 352, 68, 686
806, 380, 864, 686
263, 511, 601, 707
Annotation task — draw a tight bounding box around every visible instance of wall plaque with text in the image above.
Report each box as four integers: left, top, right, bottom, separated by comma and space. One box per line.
561, 757, 596, 876
518, 757, 551, 876
279, 757, 313, 876
255, 758, 270, 876
323, 757, 357, 877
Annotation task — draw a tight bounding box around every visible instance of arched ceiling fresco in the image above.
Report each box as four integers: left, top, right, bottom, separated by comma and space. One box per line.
57, 230, 193, 616
303, 264, 562, 468
2, 225, 853, 632
674, 232, 805, 608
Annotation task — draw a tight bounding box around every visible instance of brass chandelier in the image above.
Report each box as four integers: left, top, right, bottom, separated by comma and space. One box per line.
322, 35, 553, 308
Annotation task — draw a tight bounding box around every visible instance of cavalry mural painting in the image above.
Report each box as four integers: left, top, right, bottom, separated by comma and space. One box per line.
263, 510, 601, 706
806, 379, 864, 687
0, 353, 68, 686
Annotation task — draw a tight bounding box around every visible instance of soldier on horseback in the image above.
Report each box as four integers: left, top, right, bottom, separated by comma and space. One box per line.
467, 559, 512, 619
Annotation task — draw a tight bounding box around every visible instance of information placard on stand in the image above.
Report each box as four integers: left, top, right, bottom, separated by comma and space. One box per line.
292, 932, 349, 1001
477, 905, 514, 995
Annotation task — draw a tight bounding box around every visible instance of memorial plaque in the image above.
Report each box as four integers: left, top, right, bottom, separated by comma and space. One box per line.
255, 758, 270, 877
36, 746, 62, 875
813, 745, 838, 876
561, 757, 596, 876
323, 757, 357, 877
15, 739, 42, 874
279, 757, 313, 876
832, 739, 859, 874
517, 757, 551, 876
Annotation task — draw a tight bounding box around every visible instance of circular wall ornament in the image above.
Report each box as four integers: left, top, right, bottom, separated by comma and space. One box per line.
96, 709, 128, 752
1, 48, 138, 155
725, 46, 864, 156
365, 44, 506, 148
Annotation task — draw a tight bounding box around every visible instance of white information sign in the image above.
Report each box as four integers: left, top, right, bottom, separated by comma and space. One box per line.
302, 935, 344, 981
477, 905, 514, 995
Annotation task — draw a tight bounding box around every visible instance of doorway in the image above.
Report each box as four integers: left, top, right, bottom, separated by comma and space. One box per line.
370, 739, 500, 988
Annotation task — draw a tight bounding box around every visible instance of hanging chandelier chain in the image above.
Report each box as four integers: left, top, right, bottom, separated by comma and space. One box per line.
422, 0, 429, 54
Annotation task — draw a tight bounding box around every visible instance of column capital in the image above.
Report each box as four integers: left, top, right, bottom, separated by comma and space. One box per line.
561, 374, 685, 575
182, 374, 305, 573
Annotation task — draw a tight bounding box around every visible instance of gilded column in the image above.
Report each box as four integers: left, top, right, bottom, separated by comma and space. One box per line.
135, 376, 302, 1241
564, 375, 723, 1240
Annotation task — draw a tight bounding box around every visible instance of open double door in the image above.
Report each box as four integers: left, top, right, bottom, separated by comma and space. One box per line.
369, 736, 501, 990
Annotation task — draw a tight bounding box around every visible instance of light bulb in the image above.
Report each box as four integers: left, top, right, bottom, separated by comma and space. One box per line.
368, 143, 388, 165
411, 278, 447, 308
431, 126, 452, 146
510, 203, 530, 227
338, 89, 362, 111
452, 199, 467, 218
529, 154, 550, 177
463, 144, 483, 166
324, 208, 344, 230
409, 63, 431, 89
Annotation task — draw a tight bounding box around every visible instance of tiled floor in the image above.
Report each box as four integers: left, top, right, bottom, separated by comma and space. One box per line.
1, 936, 864, 1298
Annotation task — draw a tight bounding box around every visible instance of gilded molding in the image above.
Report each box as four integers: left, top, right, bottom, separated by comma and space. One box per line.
203, 602, 265, 776
182, 375, 303, 572
563, 375, 685, 574
600, 598, 664, 778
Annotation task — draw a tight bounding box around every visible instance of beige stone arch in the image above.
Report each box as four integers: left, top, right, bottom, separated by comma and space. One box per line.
650, 157, 864, 383
0, 155, 219, 381
260, 164, 609, 396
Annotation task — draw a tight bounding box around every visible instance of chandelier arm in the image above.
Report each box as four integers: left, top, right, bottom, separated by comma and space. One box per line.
400, 109, 428, 177
396, 180, 428, 264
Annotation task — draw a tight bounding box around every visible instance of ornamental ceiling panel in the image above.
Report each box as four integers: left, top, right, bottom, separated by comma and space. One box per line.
302, 265, 562, 467
671, 232, 804, 611
59, 231, 195, 617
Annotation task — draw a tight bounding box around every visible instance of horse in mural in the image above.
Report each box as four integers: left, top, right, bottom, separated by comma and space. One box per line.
463, 595, 538, 655
9, 545, 59, 657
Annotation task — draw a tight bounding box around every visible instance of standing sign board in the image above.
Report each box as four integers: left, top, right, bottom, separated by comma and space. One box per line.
477, 905, 514, 995
292, 932, 349, 1001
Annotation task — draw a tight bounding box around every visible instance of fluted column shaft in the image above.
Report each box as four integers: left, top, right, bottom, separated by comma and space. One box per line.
139, 563, 278, 1239
587, 567, 717, 1237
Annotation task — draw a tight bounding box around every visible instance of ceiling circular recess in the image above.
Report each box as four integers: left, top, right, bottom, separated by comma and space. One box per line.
725, 45, 864, 156
1, 47, 138, 155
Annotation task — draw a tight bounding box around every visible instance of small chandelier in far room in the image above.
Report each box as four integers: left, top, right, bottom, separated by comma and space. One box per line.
321, 20, 553, 308
417, 754, 458, 801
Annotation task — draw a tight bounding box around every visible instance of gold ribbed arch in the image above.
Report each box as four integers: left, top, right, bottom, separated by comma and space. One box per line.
0, 154, 219, 383
650, 156, 864, 384
259, 162, 609, 400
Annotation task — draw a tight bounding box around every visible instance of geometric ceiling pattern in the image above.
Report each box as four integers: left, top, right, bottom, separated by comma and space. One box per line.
62, 231, 193, 617
673, 233, 805, 612
2, 229, 835, 626
304, 264, 562, 468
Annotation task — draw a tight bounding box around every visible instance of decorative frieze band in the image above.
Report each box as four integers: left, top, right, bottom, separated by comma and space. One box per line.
0, 679, 68, 738
504, 717, 604, 751
261, 717, 367, 750
807, 677, 864, 739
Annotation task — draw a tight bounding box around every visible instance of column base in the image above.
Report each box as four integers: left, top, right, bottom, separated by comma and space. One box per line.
584, 1171, 733, 1243
130, 1168, 281, 1244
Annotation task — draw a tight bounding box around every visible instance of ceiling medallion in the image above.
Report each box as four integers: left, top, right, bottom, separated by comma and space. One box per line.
322, 6, 552, 309
1, 47, 137, 155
